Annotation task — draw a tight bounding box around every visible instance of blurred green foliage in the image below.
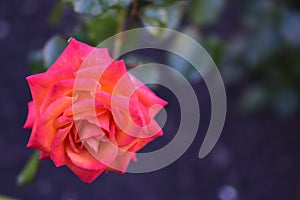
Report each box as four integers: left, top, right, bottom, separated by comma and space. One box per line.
63, 0, 132, 16
190, 0, 225, 26
222, 0, 300, 117
28, 0, 300, 117
0, 195, 17, 200
17, 151, 40, 187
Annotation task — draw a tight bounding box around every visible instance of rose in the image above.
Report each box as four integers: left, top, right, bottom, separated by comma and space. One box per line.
24, 38, 167, 183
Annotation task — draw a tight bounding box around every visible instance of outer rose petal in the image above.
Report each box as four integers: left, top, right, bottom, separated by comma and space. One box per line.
130, 75, 168, 115
39, 78, 101, 114
100, 60, 134, 95
49, 38, 112, 72
67, 161, 105, 183
26, 66, 75, 110
27, 97, 73, 152
127, 131, 163, 153
108, 151, 136, 173
39, 151, 50, 160
24, 101, 35, 129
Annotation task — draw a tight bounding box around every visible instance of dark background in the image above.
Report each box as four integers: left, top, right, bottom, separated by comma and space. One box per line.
0, 0, 299, 199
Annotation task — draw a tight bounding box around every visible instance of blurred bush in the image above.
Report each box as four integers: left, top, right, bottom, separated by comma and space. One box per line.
222, 0, 300, 117
28, 0, 300, 118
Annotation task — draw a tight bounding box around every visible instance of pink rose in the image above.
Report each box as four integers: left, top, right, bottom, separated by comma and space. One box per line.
24, 38, 167, 183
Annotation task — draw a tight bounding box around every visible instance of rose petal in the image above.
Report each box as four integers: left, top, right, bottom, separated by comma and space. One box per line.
115, 129, 135, 146
69, 126, 84, 154
66, 161, 105, 183
100, 60, 134, 95
39, 79, 73, 113
85, 140, 118, 167
24, 101, 36, 129
128, 131, 163, 153
64, 98, 108, 120
50, 125, 72, 167
78, 120, 105, 140
39, 151, 50, 160
26, 66, 75, 110
54, 115, 74, 129
66, 144, 105, 170
86, 138, 99, 153
108, 151, 136, 173
49, 38, 112, 72
27, 96, 73, 152
75, 65, 105, 81
130, 74, 167, 115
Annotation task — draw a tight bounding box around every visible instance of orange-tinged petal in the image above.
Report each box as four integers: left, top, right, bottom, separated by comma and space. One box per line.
39, 79, 73, 113
130, 75, 168, 115
75, 65, 106, 81
64, 98, 108, 119
50, 125, 72, 167
115, 129, 135, 146
26, 66, 75, 110
100, 60, 134, 95
85, 140, 119, 167
28, 96, 73, 152
54, 115, 74, 129
66, 144, 105, 170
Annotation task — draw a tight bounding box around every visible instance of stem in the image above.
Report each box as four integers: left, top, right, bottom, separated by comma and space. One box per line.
113, 0, 138, 59
113, 8, 129, 59
130, 0, 138, 17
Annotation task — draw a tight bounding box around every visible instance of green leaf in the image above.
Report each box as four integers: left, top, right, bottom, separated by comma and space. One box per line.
201, 35, 224, 64
28, 50, 46, 74
17, 151, 40, 187
85, 10, 119, 45
141, 6, 168, 28
0, 195, 18, 200
48, 0, 64, 25
64, 0, 132, 16
43, 35, 67, 68
189, 0, 225, 26
140, 1, 186, 38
